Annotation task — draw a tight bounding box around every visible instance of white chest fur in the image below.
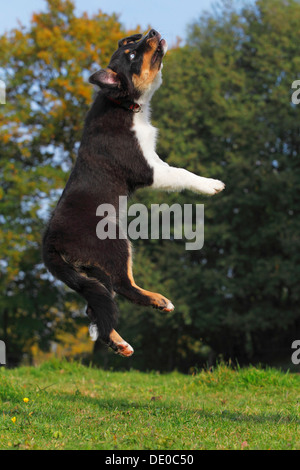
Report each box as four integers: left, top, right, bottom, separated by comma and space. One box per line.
132, 107, 158, 161
131, 70, 168, 173
131, 101, 170, 181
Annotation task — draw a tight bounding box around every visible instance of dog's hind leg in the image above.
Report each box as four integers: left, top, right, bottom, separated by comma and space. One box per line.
81, 267, 134, 356
107, 329, 134, 357
43, 250, 133, 357
71, 269, 134, 357
113, 244, 174, 312
86, 307, 134, 357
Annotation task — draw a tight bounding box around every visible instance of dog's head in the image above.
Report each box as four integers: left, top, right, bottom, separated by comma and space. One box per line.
89, 29, 168, 101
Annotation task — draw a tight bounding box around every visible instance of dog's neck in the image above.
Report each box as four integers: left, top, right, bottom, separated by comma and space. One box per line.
138, 70, 163, 105
107, 97, 142, 113
133, 70, 163, 120
106, 70, 162, 119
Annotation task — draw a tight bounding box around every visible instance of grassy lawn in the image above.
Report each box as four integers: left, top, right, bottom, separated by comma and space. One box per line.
0, 359, 299, 450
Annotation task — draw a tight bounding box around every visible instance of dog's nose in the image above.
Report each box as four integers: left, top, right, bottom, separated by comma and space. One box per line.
148, 29, 159, 38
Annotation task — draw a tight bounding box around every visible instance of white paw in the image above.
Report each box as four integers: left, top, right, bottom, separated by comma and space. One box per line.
197, 178, 225, 196
116, 341, 134, 357
89, 323, 99, 341
165, 301, 175, 312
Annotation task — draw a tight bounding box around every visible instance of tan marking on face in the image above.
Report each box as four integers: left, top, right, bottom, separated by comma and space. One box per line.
132, 40, 160, 92
123, 39, 136, 46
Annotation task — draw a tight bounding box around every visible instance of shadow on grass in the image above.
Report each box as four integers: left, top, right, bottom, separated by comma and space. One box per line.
52, 391, 300, 425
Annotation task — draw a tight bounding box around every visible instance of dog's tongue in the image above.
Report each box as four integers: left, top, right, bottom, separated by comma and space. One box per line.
160, 39, 166, 49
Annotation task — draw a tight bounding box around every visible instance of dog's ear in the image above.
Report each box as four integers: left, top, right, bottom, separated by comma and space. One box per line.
89, 68, 120, 89
118, 33, 142, 48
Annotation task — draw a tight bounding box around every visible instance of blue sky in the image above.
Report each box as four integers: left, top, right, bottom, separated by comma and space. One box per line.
0, 0, 220, 45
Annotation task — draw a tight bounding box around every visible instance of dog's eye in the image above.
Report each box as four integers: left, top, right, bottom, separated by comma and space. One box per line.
129, 52, 136, 60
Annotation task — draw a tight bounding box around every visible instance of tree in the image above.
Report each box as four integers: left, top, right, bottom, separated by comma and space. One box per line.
147, 0, 300, 366
1, 0, 299, 370
0, 0, 138, 364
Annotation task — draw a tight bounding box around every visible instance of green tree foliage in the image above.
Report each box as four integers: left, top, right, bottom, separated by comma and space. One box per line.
147, 0, 300, 367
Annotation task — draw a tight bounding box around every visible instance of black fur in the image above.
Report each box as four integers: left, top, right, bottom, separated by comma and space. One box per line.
42, 30, 168, 350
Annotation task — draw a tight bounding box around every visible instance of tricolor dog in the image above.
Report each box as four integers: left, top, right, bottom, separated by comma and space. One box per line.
42, 29, 225, 357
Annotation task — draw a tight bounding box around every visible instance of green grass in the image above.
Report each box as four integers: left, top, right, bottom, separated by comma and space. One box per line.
0, 359, 299, 450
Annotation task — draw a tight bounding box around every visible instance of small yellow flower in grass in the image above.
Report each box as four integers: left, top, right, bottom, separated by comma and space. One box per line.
23, 397, 29, 403
11, 417, 16, 424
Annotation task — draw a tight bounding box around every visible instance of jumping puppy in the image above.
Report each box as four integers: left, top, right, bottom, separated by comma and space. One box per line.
42, 29, 225, 357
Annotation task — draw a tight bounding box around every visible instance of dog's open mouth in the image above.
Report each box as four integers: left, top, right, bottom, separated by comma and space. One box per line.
151, 39, 167, 66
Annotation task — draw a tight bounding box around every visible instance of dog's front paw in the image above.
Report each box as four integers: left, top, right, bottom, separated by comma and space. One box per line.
198, 178, 225, 196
